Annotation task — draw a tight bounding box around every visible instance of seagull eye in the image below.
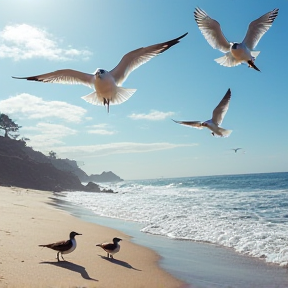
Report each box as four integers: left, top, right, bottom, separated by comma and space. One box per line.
100, 69, 105, 74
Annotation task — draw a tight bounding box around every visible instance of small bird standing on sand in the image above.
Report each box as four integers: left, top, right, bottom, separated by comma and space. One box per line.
96, 237, 122, 259
172, 88, 232, 137
194, 7, 279, 71
12, 32, 188, 113
39, 231, 81, 261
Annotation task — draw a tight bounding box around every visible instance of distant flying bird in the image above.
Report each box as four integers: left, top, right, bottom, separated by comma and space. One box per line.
39, 231, 81, 261
232, 148, 242, 153
194, 7, 279, 71
96, 237, 122, 259
172, 88, 232, 137
12, 33, 188, 113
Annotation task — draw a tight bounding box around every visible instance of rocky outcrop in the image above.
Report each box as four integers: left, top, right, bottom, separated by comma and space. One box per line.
82, 182, 116, 193
81, 171, 123, 183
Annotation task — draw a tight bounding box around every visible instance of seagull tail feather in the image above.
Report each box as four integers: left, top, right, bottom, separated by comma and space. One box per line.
251, 51, 260, 59
112, 87, 137, 105
81, 91, 102, 105
214, 53, 240, 67
219, 128, 232, 138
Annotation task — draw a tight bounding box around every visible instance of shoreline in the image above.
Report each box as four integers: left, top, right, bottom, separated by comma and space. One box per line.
54, 192, 288, 288
0, 186, 187, 288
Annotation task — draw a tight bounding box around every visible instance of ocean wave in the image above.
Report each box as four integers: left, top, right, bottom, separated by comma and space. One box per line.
65, 173, 288, 266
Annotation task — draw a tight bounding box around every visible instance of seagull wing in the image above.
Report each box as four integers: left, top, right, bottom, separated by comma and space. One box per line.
243, 8, 279, 50
172, 119, 203, 129
12, 69, 95, 89
101, 243, 115, 251
109, 32, 188, 86
40, 239, 71, 252
194, 7, 230, 53
212, 88, 231, 126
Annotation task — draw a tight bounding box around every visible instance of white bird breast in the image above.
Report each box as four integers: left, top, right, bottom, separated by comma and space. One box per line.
62, 239, 77, 255
230, 43, 251, 62
95, 73, 117, 100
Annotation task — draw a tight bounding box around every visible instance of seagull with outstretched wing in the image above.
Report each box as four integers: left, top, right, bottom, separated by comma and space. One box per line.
12, 32, 188, 112
232, 148, 242, 153
173, 88, 232, 137
194, 7, 279, 71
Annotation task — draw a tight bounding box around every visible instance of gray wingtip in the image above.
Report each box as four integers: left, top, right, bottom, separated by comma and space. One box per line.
12, 76, 30, 80
180, 32, 188, 39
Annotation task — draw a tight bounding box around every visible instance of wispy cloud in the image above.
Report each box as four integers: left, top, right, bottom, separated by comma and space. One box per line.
87, 123, 116, 135
88, 130, 116, 135
0, 93, 87, 123
52, 142, 198, 157
128, 110, 175, 121
0, 24, 92, 61
22, 123, 77, 148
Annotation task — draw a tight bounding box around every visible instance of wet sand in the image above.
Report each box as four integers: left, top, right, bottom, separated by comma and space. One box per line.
0, 186, 186, 288
54, 192, 288, 288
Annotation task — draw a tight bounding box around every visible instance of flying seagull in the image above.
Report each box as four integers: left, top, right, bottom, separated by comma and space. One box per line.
12, 32, 188, 112
194, 7, 279, 71
232, 148, 242, 153
96, 237, 122, 259
172, 88, 232, 137
39, 231, 81, 261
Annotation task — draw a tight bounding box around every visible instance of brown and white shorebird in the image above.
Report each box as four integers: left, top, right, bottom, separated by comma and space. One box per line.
172, 88, 232, 137
194, 7, 279, 71
12, 32, 188, 113
39, 231, 81, 261
96, 237, 122, 259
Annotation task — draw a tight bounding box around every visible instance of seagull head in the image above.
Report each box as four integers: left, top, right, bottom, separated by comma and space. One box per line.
231, 43, 239, 50
113, 237, 122, 243
69, 231, 82, 239
95, 68, 107, 78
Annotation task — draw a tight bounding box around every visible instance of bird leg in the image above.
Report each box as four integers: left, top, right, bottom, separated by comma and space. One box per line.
57, 252, 60, 262
61, 254, 65, 261
103, 99, 110, 113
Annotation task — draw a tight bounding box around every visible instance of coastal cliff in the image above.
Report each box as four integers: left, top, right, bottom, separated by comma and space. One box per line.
0, 136, 122, 192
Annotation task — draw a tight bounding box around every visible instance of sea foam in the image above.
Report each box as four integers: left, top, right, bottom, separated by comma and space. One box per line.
64, 173, 288, 266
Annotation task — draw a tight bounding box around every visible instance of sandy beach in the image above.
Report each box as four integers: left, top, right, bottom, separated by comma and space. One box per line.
58, 189, 288, 288
0, 186, 186, 288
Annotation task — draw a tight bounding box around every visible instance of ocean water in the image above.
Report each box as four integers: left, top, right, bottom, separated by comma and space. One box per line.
64, 172, 288, 266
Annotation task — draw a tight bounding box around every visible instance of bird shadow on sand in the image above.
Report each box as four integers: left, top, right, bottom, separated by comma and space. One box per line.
99, 255, 141, 271
40, 261, 98, 281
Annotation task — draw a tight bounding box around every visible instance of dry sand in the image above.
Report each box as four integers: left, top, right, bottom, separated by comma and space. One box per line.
0, 186, 187, 288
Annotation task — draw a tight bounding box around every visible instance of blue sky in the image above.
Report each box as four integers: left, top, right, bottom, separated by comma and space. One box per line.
0, 0, 287, 180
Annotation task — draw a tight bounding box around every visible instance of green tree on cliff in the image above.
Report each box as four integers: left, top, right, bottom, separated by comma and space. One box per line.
0, 113, 21, 139
48, 150, 57, 159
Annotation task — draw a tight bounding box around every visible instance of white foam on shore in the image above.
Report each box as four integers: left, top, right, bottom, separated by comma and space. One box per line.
65, 177, 288, 266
